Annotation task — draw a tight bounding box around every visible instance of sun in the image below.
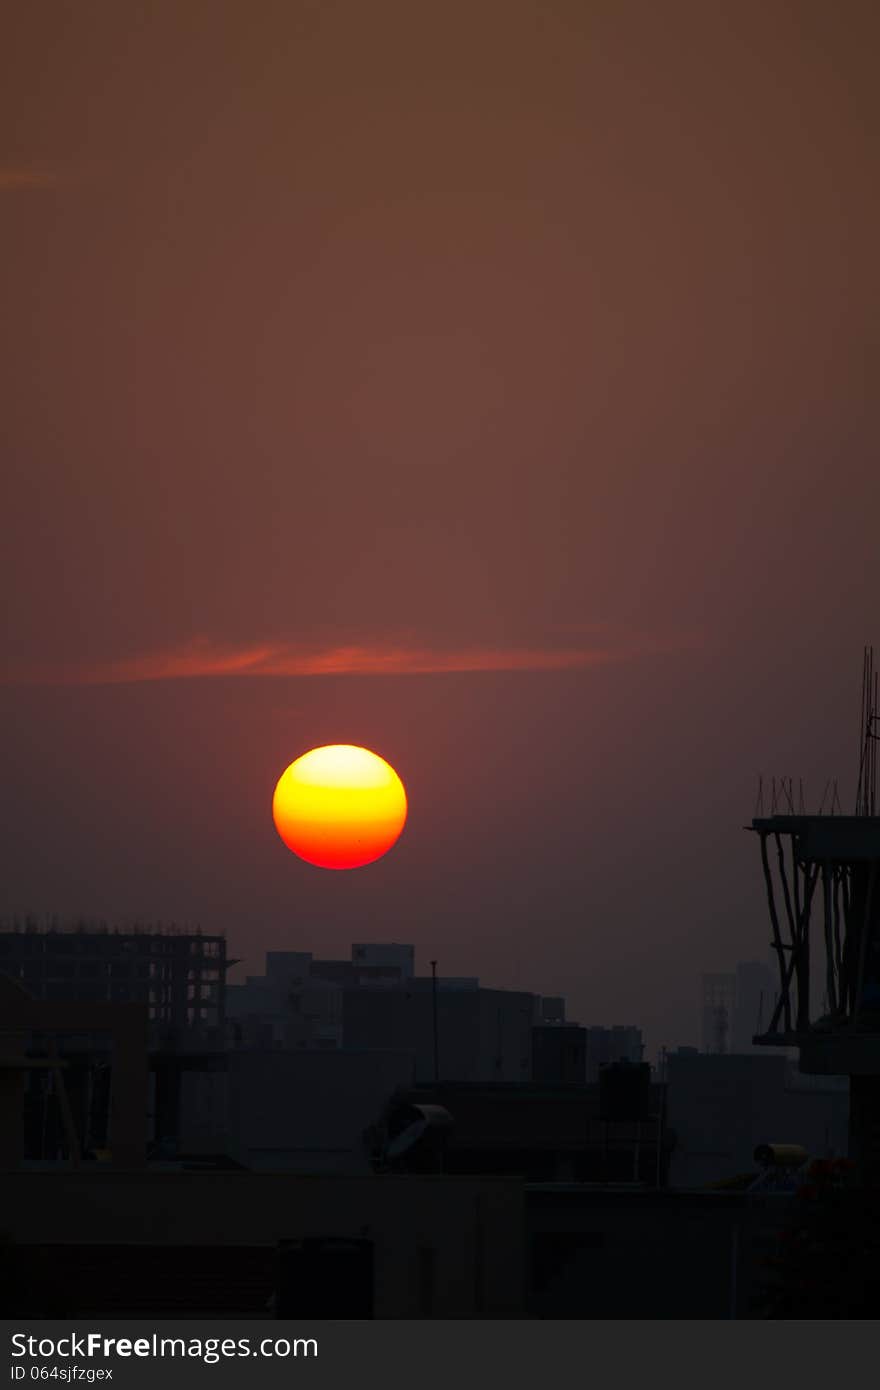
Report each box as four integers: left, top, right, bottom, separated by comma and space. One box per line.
272, 744, 408, 870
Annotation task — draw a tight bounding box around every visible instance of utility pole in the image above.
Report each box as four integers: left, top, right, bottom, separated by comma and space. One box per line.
430, 960, 440, 1083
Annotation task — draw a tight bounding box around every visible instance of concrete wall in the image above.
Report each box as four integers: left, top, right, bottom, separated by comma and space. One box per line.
343, 987, 535, 1082
2, 1170, 525, 1317
476, 991, 535, 1082
351, 943, 414, 977
179, 1049, 415, 1171
527, 1187, 791, 1318
532, 1025, 587, 1083
584, 1026, 643, 1083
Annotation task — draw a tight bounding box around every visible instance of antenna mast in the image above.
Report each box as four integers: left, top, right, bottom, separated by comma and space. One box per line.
856, 645, 879, 816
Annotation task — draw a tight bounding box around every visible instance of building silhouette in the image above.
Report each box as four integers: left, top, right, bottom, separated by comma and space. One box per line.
583, 1025, 643, 1083
0, 917, 228, 1045
732, 960, 777, 1052
0, 930, 858, 1319
701, 973, 736, 1054
228, 944, 537, 1083
532, 1022, 587, 1083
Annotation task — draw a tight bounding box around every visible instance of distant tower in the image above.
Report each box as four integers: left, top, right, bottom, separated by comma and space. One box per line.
701, 973, 736, 1054
733, 960, 777, 1053
713, 1001, 729, 1054
750, 647, 880, 1184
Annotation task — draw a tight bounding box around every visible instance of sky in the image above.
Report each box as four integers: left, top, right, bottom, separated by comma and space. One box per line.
2, 1, 878, 1054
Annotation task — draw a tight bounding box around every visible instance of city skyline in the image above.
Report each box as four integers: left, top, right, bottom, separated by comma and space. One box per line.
0, 908, 781, 1063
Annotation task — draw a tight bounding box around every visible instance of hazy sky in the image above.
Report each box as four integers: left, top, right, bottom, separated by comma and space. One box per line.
2, 1, 878, 1053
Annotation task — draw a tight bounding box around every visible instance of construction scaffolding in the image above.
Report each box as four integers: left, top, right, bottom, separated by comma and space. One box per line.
749, 648, 880, 1185
0, 918, 230, 1043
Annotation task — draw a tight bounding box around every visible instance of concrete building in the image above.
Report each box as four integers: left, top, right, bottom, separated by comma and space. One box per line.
343, 982, 536, 1083
227, 944, 422, 1052
228, 945, 544, 1085
1, 971, 840, 1319
732, 960, 777, 1052
656, 1045, 699, 1081
0, 919, 227, 1046
532, 1024, 587, 1083
666, 1051, 849, 1189
180, 1048, 416, 1173
539, 997, 566, 1023
698, 961, 786, 1058
701, 973, 737, 1054
374, 1080, 672, 1185
351, 943, 413, 977
0, 973, 148, 1170
584, 1025, 644, 1083
2, 1170, 524, 1318
525, 1185, 795, 1319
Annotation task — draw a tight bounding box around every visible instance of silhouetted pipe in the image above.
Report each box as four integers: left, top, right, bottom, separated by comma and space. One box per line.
753, 1143, 808, 1168
430, 959, 439, 1083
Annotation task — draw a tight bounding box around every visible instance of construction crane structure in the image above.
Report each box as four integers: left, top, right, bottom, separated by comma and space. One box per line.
750, 648, 880, 1183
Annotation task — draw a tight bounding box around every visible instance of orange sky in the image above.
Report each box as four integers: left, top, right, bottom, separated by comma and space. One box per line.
1, 1, 878, 1051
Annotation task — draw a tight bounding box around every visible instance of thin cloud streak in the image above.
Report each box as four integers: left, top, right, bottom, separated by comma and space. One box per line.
1, 635, 686, 686
0, 168, 61, 191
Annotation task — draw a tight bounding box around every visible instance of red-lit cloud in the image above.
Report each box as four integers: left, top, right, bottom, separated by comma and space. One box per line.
0, 633, 684, 686
0, 168, 61, 191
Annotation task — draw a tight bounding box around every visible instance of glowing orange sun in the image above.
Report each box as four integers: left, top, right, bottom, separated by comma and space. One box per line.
272, 744, 408, 870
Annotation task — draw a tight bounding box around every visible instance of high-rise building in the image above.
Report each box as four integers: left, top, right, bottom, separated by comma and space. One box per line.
532, 1023, 586, 1083
0, 918, 227, 1044
351, 943, 414, 979
584, 1025, 644, 1083
227, 944, 543, 1082
226, 944, 423, 1051
701, 973, 736, 1054
343, 982, 536, 1083
732, 960, 777, 1052
539, 996, 566, 1023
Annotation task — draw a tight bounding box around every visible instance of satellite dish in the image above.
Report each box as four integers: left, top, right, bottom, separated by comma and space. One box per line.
383, 1103, 453, 1164
386, 1117, 429, 1160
